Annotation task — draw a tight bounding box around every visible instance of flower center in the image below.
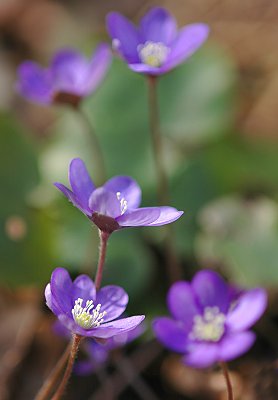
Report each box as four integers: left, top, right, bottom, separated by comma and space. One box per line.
116, 192, 128, 215
138, 41, 170, 67
190, 306, 226, 342
72, 298, 107, 330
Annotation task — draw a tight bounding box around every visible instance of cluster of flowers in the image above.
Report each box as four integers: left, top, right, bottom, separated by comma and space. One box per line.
17, 4, 267, 391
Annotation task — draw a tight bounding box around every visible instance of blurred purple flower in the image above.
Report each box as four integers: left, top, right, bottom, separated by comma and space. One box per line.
45, 267, 144, 338
153, 270, 267, 368
53, 320, 145, 375
16, 44, 111, 107
55, 158, 183, 233
106, 7, 209, 76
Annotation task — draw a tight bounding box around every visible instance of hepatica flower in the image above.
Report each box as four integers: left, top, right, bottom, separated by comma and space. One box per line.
46, 267, 144, 338
16, 44, 111, 107
106, 7, 209, 76
153, 270, 267, 368
55, 158, 183, 233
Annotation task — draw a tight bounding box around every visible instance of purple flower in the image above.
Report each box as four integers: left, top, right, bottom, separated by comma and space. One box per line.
106, 7, 209, 76
153, 270, 267, 368
16, 44, 111, 107
45, 267, 145, 338
55, 158, 183, 233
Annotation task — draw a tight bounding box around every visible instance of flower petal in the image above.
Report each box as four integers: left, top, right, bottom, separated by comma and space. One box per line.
85, 43, 112, 95
45, 283, 62, 316
103, 176, 142, 209
96, 285, 128, 323
152, 317, 188, 353
106, 12, 141, 63
54, 182, 91, 216
226, 288, 267, 332
91, 316, 145, 339
128, 63, 165, 76
16, 61, 52, 104
182, 342, 219, 368
89, 187, 121, 218
148, 207, 183, 226
50, 49, 88, 94
116, 207, 160, 227
140, 7, 177, 44
192, 270, 229, 313
72, 274, 96, 304
218, 331, 256, 361
50, 268, 73, 316
69, 158, 95, 208
167, 281, 200, 329
165, 23, 209, 70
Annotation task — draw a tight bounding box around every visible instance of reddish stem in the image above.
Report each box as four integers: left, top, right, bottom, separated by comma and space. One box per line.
220, 362, 234, 400
95, 230, 110, 291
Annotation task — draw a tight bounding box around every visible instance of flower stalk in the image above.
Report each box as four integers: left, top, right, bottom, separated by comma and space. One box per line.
77, 107, 106, 184
95, 230, 110, 291
220, 362, 234, 400
51, 334, 83, 400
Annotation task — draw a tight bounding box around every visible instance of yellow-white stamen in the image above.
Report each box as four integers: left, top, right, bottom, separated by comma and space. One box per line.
138, 41, 170, 67
116, 192, 128, 215
72, 298, 106, 330
190, 306, 226, 342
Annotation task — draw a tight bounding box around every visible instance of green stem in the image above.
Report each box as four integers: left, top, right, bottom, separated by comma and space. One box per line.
220, 362, 234, 400
77, 107, 106, 184
95, 230, 110, 291
147, 75, 169, 205
51, 334, 82, 400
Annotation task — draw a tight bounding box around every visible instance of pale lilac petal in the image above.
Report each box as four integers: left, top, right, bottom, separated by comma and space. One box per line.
128, 63, 165, 76
152, 317, 188, 353
192, 270, 229, 313
50, 49, 88, 94
140, 7, 177, 44
96, 286, 128, 323
16, 61, 52, 104
167, 281, 200, 330
165, 24, 209, 70
85, 43, 112, 94
45, 284, 62, 316
69, 158, 95, 206
50, 268, 73, 316
54, 182, 91, 216
91, 316, 145, 339
106, 12, 141, 63
116, 207, 160, 227
103, 176, 142, 209
182, 342, 218, 368
218, 331, 256, 361
148, 207, 183, 226
72, 275, 96, 304
89, 187, 121, 218
226, 288, 267, 332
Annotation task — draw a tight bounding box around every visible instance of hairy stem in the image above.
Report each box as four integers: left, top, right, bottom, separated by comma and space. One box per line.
95, 230, 110, 291
147, 75, 169, 205
220, 362, 234, 400
147, 75, 182, 283
77, 107, 106, 184
51, 334, 82, 400
34, 343, 71, 400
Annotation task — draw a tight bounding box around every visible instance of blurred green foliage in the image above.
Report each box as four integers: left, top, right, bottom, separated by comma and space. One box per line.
2, 44, 278, 296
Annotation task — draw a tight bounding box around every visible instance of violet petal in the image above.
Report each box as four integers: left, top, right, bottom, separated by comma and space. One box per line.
140, 7, 177, 44
89, 187, 121, 218
54, 182, 91, 216
152, 317, 188, 353
96, 285, 128, 323
147, 207, 183, 226
116, 207, 161, 227
218, 331, 256, 361
226, 288, 267, 332
182, 342, 219, 368
85, 43, 112, 94
91, 315, 145, 339
69, 158, 95, 207
50, 268, 73, 316
103, 176, 142, 210
72, 274, 97, 304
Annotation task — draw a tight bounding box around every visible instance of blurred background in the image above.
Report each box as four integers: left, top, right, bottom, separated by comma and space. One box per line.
1, 0, 278, 399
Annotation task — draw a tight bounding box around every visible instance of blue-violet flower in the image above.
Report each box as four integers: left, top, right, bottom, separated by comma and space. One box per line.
153, 269, 267, 368
106, 7, 209, 76
55, 158, 183, 233
16, 44, 111, 107
45, 267, 145, 338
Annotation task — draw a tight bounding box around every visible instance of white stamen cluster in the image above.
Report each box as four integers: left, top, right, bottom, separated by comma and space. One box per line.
138, 41, 170, 67
190, 306, 226, 342
116, 192, 128, 215
72, 298, 106, 330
